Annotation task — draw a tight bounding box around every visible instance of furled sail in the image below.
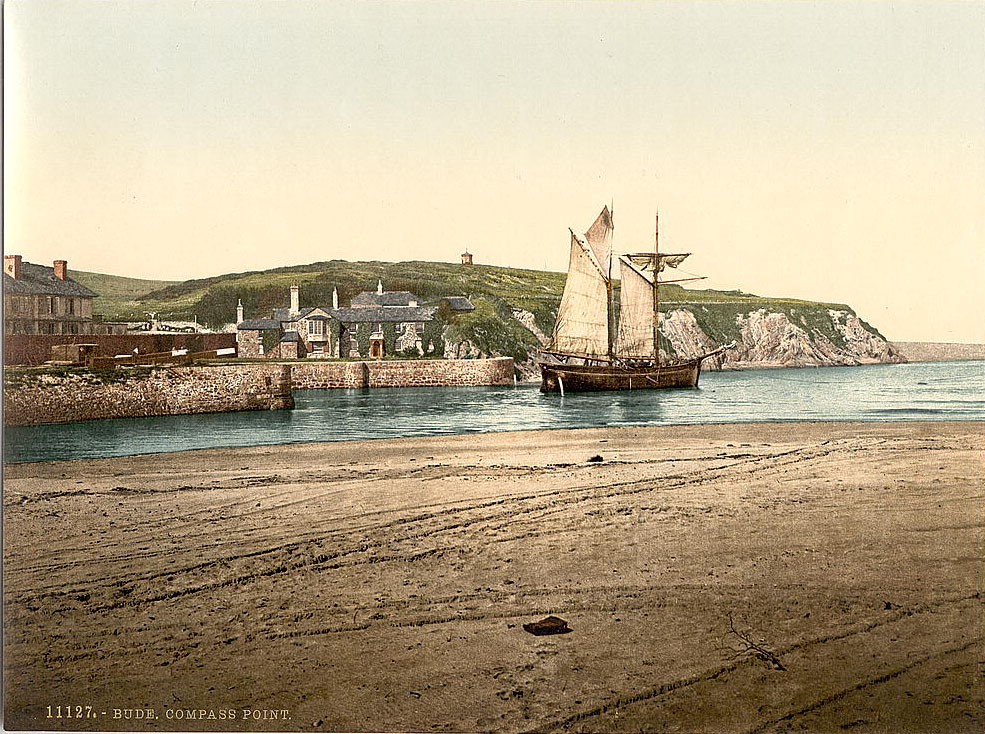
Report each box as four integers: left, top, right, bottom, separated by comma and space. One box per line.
616, 256, 655, 358
550, 230, 610, 357
624, 252, 690, 273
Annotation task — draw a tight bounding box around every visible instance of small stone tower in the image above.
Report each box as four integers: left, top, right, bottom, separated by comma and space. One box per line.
461, 251, 473, 266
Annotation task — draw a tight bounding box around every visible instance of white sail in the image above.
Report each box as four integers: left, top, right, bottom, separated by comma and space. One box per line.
616, 256, 655, 358
584, 206, 613, 276
550, 231, 610, 357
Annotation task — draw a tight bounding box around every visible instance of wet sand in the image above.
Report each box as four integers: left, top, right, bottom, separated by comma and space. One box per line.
3, 421, 983, 733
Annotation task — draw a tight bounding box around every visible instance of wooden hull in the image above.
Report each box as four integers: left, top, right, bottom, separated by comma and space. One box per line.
540, 358, 704, 393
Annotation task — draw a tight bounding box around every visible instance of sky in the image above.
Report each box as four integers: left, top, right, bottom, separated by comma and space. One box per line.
4, 1, 984, 343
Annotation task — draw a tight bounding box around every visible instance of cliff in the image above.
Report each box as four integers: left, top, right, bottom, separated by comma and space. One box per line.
701, 308, 904, 369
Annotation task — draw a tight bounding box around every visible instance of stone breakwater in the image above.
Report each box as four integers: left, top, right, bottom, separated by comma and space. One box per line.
3, 364, 294, 426
3, 358, 516, 426
290, 357, 515, 389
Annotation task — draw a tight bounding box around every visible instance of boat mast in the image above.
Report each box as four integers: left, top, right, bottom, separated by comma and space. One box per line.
652, 210, 660, 366
607, 203, 615, 361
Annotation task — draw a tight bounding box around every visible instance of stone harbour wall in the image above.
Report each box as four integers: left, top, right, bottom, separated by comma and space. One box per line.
4, 364, 293, 426
290, 357, 515, 389
3, 358, 513, 426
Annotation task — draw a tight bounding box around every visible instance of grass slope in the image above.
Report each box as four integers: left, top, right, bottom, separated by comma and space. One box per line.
136, 260, 565, 335
71, 270, 179, 322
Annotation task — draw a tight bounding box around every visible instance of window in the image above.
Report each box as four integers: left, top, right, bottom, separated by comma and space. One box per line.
308, 319, 324, 336
68, 298, 75, 315
46, 297, 55, 315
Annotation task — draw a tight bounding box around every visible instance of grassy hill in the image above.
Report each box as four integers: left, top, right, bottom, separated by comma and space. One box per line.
79, 259, 881, 361
134, 260, 567, 336
70, 270, 179, 322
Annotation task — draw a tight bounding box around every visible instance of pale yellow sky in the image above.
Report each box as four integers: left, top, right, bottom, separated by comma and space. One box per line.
4, 1, 984, 342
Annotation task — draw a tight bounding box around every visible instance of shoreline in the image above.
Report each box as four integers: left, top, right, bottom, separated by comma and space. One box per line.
5, 417, 984, 467
4, 420, 982, 732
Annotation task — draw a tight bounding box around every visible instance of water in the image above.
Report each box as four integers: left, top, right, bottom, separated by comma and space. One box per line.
4, 361, 983, 464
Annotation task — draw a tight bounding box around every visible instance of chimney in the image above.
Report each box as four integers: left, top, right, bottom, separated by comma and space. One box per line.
4, 254, 22, 279
236, 299, 244, 324
332, 287, 339, 310
377, 279, 383, 295
54, 260, 68, 280
289, 285, 300, 316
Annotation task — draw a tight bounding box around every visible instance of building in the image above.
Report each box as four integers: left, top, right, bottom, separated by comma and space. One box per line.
461, 251, 473, 265
237, 281, 473, 359
3, 256, 98, 335
437, 296, 475, 314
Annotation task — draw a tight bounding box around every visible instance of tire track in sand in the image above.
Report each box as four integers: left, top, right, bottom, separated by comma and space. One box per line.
530, 593, 980, 733
7, 439, 880, 612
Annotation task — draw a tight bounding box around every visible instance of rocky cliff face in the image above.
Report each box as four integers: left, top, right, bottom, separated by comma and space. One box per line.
718, 309, 904, 368
505, 306, 903, 375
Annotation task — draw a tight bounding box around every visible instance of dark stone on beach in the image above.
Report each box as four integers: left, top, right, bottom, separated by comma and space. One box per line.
523, 616, 571, 636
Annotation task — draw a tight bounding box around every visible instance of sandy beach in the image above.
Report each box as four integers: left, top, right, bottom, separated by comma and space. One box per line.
3, 421, 982, 733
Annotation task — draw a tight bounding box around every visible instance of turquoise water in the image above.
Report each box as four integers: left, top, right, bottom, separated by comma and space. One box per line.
4, 361, 983, 464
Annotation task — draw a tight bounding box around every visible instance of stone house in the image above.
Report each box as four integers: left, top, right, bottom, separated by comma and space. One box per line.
3, 255, 98, 335
237, 281, 473, 359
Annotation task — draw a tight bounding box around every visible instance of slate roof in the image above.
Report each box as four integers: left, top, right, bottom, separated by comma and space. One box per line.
351, 291, 421, 307
439, 296, 475, 312
237, 318, 282, 331
279, 331, 302, 342
254, 301, 436, 327
271, 307, 331, 323
330, 305, 437, 324
3, 261, 97, 298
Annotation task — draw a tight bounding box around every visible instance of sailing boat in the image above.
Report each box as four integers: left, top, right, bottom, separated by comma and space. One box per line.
539, 207, 728, 393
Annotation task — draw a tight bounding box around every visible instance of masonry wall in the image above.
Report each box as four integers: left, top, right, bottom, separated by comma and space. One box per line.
3, 333, 238, 367
237, 330, 262, 358
3, 363, 293, 426
290, 357, 515, 389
